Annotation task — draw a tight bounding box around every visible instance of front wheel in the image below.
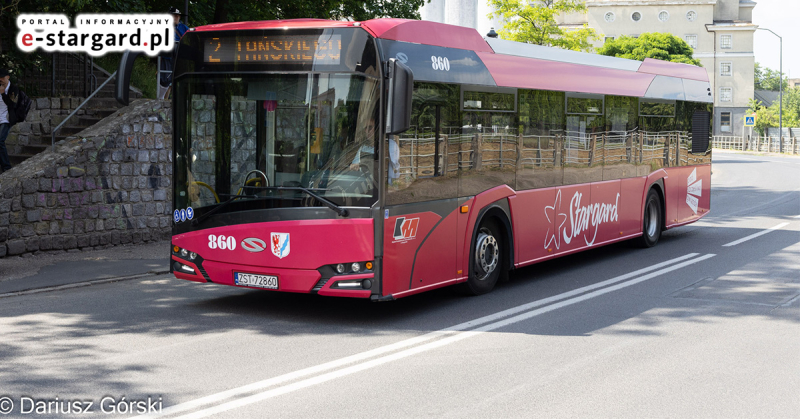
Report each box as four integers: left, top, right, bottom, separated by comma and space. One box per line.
637, 188, 663, 248
459, 219, 504, 296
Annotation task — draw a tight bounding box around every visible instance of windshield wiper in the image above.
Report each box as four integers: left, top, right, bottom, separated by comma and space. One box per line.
271, 186, 349, 217
191, 194, 257, 227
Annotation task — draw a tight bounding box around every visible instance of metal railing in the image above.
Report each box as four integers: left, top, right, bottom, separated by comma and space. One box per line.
51, 71, 118, 149
713, 135, 799, 155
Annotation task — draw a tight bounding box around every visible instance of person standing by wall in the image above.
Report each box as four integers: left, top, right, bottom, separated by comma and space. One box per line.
159, 7, 190, 99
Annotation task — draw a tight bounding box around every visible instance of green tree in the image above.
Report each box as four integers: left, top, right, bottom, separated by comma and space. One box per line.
746, 87, 800, 135
488, 0, 598, 52
754, 62, 788, 91
597, 33, 701, 66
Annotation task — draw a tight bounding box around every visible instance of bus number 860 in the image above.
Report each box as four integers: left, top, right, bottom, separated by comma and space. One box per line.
208, 234, 237, 250
431, 56, 450, 71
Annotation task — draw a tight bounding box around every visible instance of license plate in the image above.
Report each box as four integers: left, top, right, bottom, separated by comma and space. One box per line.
234, 272, 278, 289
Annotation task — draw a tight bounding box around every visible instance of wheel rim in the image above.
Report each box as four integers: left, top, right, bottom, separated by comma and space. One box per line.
474, 228, 499, 281
646, 200, 658, 237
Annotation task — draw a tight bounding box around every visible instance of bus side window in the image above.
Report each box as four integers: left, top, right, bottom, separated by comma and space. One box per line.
459, 87, 517, 197
386, 82, 460, 205
517, 89, 564, 190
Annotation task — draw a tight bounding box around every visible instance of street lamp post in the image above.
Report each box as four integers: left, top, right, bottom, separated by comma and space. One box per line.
758, 27, 782, 153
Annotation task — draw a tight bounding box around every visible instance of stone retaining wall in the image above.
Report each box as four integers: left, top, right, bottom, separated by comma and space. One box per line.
0, 99, 172, 258
5, 97, 104, 155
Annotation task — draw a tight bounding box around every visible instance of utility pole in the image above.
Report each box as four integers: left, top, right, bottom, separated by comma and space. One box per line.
758, 27, 782, 153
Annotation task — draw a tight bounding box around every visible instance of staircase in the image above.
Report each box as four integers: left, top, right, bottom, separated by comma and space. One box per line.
8, 59, 143, 166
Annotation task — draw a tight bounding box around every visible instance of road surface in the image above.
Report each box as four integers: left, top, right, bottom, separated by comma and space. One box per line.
0, 150, 798, 418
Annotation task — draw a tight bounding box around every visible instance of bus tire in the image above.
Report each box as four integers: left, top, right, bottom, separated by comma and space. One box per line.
460, 218, 503, 295
637, 188, 662, 248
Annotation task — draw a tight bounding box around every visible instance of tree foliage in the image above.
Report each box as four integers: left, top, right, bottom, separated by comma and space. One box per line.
597, 33, 701, 66
754, 62, 788, 92
746, 87, 800, 135
488, 0, 598, 52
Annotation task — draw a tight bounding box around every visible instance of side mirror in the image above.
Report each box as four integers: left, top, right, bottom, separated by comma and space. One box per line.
386, 58, 413, 135
115, 50, 143, 106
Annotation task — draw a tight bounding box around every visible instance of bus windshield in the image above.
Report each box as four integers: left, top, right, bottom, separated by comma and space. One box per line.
174, 73, 380, 218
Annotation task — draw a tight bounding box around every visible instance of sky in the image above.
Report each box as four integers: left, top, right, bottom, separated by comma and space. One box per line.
753, 0, 799, 79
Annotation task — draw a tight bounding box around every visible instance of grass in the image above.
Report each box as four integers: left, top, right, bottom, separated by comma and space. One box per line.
95, 53, 159, 99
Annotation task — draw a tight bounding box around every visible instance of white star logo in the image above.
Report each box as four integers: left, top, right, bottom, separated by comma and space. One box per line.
686, 168, 702, 214
544, 190, 568, 250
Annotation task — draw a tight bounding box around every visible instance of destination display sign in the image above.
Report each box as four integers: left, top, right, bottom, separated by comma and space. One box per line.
204, 35, 342, 64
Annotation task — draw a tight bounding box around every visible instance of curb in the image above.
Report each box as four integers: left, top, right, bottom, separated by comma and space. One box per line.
0, 269, 171, 299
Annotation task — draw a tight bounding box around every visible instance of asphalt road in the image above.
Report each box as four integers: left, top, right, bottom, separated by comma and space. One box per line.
0, 150, 798, 418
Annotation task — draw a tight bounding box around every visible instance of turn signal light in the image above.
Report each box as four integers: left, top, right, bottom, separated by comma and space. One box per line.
173, 245, 180, 253
365, 262, 373, 270
460, 205, 469, 213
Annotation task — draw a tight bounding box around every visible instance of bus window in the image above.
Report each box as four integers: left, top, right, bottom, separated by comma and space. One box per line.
603, 95, 639, 180
459, 86, 517, 197
386, 82, 460, 205
639, 99, 677, 170
564, 93, 605, 184
174, 74, 380, 216
517, 89, 564, 190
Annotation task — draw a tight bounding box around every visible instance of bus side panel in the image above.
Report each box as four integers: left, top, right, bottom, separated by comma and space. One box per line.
620, 176, 647, 236
509, 188, 556, 266
666, 164, 711, 226
456, 197, 475, 281
382, 211, 444, 296
410, 209, 459, 289
590, 180, 621, 245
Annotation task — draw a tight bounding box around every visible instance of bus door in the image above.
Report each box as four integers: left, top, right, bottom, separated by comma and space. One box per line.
383, 83, 460, 295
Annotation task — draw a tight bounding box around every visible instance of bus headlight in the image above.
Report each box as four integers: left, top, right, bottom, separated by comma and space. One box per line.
351, 262, 361, 272
336, 264, 345, 274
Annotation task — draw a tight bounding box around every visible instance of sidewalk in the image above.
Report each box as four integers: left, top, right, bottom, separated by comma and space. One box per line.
0, 240, 171, 295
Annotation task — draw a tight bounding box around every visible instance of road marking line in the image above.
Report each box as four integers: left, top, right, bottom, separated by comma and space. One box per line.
722, 223, 791, 247
137, 253, 700, 419
148, 253, 713, 419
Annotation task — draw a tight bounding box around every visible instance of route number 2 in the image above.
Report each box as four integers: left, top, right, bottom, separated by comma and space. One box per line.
431, 56, 450, 71
208, 234, 236, 250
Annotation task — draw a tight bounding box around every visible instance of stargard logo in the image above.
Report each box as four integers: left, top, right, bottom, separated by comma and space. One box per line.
16, 14, 175, 56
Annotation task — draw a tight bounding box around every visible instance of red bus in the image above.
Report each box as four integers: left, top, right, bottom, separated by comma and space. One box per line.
125, 19, 712, 300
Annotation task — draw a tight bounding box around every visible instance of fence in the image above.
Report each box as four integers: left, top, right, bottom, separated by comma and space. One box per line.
714, 135, 800, 155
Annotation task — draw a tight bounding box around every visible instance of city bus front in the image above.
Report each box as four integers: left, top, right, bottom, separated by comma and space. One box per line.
168, 23, 398, 298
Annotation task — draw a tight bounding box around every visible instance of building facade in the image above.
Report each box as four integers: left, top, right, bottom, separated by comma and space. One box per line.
419, 0, 502, 41
561, 0, 757, 136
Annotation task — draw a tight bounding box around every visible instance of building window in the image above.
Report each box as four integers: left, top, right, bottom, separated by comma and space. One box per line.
685, 35, 698, 49
720, 62, 732, 76
658, 11, 669, 22
605, 36, 615, 43
605, 12, 615, 23
719, 87, 732, 102
687, 10, 697, 22
720, 35, 732, 49
720, 112, 732, 132
631, 12, 642, 22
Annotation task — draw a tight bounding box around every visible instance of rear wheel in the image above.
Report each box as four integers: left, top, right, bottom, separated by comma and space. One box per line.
460, 219, 503, 295
637, 188, 662, 248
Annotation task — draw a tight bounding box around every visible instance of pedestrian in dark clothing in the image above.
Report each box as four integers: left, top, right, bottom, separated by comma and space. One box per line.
0, 68, 21, 173
160, 7, 189, 90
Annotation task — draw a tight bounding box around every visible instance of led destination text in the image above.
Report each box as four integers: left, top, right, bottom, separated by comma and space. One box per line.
205, 35, 342, 64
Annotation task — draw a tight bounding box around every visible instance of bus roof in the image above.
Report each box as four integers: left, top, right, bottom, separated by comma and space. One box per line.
192, 18, 711, 100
